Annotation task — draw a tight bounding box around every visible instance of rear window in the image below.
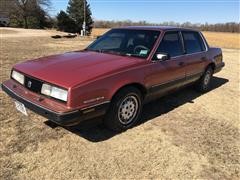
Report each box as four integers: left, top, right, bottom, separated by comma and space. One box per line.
182, 31, 206, 54
156, 31, 184, 57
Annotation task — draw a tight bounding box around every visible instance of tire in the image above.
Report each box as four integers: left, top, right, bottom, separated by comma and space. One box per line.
195, 66, 213, 92
104, 87, 143, 132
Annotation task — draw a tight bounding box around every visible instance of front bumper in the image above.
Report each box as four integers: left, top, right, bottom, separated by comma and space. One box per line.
1, 80, 109, 126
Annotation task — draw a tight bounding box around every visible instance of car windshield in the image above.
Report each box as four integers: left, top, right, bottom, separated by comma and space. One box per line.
86, 29, 160, 59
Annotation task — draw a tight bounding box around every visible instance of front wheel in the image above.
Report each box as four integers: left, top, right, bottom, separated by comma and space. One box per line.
195, 67, 213, 92
104, 87, 143, 132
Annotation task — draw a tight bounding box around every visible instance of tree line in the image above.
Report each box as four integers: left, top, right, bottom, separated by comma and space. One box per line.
94, 20, 240, 33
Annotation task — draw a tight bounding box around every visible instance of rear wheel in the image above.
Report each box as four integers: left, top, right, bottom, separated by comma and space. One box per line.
195, 66, 213, 92
104, 87, 143, 132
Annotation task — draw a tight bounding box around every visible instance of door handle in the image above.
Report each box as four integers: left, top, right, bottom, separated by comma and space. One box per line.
178, 62, 185, 66
201, 57, 207, 61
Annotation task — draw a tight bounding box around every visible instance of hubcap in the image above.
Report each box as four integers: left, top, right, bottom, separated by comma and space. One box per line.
204, 70, 211, 86
118, 95, 139, 125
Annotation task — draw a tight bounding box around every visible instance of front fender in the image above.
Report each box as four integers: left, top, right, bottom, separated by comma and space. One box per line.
69, 66, 148, 109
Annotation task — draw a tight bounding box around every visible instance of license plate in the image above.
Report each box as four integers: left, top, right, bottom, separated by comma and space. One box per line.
14, 100, 28, 116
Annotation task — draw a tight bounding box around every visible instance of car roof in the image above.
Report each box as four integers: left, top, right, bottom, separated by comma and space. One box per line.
116, 26, 199, 32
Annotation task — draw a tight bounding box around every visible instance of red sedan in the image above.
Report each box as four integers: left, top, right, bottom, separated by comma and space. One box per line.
2, 26, 225, 131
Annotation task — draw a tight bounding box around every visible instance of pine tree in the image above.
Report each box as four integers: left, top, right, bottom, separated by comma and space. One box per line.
67, 0, 93, 34
57, 11, 77, 33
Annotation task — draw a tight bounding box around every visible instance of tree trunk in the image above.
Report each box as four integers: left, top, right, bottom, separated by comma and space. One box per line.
23, 15, 28, 29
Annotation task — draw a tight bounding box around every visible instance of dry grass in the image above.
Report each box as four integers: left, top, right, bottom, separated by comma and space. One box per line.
0, 28, 240, 179
0, 29, 18, 34
91, 28, 240, 49
91, 28, 110, 37
203, 31, 240, 49
0, 27, 70, 38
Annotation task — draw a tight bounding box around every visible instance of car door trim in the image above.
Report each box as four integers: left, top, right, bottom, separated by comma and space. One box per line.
149, 71, 203, 94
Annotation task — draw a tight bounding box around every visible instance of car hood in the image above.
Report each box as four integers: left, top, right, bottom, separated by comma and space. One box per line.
14, 51, 144, 88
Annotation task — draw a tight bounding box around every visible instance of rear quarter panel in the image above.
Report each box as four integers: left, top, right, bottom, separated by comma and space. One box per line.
207, 47, 223, 67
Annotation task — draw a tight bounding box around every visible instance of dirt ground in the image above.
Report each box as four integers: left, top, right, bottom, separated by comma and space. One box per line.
0, 28, 239, 179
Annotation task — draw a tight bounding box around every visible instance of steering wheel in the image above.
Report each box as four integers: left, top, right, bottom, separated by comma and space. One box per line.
133, 45, 149, 54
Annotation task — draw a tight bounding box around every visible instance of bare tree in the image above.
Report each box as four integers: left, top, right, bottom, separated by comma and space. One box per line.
6, 0, 51, 28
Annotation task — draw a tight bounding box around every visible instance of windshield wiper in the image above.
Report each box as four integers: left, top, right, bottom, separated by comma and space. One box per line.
85, 49, 112, 54
86, 49, 144, 58
101, 49, 124, 55
86, 49, 123, 55
85, 49, 102, 53
94, 49, 128, 57
125, 53, 143, 58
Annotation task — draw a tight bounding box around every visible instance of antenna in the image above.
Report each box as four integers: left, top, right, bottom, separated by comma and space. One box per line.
83, 0, 86, 36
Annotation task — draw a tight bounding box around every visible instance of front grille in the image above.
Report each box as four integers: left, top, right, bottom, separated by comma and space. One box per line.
24, 76, 43, 93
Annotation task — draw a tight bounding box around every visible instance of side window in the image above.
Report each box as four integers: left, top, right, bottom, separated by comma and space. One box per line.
156, 31, 184, 58
182, 31, 206, 54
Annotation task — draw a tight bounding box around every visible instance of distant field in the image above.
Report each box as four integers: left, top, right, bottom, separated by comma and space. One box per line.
1, 27, 239, 49
0, 27, 69, 38
91, 28, 110, 37
91, 28, 240, 49
203, 31, 240, 49
0, 29, 18, 34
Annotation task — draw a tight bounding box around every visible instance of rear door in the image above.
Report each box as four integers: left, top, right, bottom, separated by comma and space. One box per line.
147, 31, 187, 96
181, 31, 208, 83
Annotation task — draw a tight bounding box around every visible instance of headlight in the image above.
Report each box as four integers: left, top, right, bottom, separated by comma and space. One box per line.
41, 84, 68, 102
12, 70, 25, 85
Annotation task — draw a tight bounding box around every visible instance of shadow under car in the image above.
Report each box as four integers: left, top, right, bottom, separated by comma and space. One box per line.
45, 76, 229, 142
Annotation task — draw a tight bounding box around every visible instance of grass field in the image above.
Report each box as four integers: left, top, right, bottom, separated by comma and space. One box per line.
0, 28, 239, 179
91, 28, 240, 49
203, 31, 240, 49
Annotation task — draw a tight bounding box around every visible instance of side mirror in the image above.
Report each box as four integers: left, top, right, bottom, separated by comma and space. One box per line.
155, 53, 170, 61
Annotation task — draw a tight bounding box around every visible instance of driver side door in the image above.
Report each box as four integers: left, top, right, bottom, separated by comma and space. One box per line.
147, 31, 187, 97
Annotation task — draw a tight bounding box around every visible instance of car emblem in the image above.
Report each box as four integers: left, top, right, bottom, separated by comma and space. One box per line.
27, 81, 32, 88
